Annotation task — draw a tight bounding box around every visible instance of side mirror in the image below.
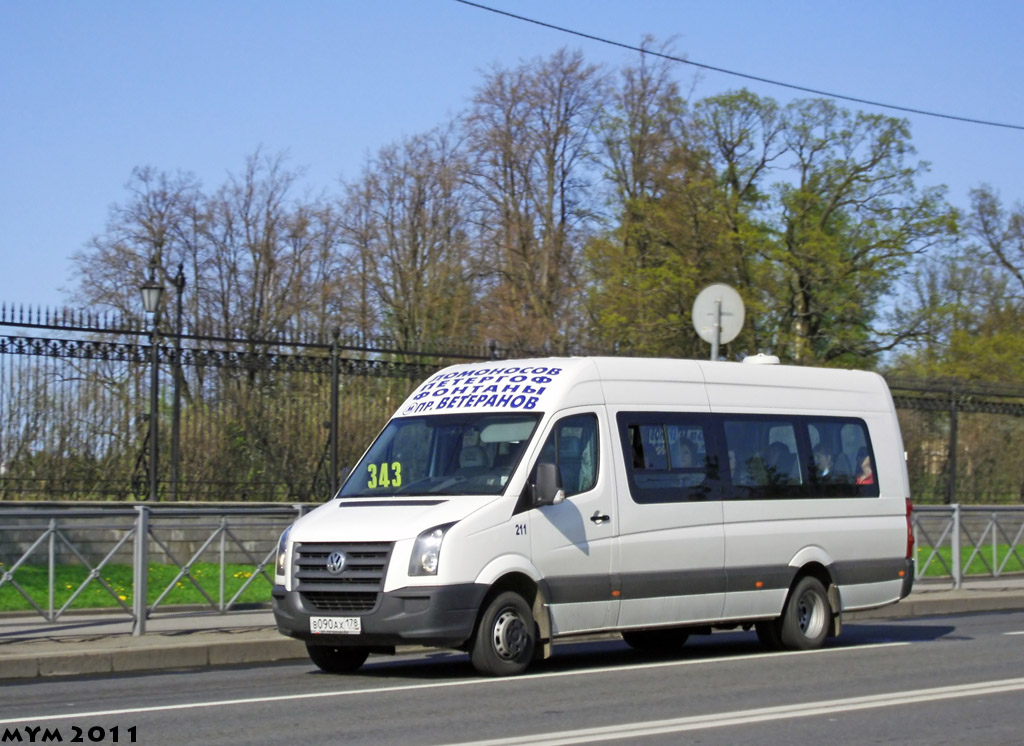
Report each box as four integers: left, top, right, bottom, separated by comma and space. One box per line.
533, 462, 566, 506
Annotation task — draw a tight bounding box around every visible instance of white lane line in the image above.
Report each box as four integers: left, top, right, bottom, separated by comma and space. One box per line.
453, 677, 1024, 746
0, 642, 909, 726
1004, 631, 1024, 636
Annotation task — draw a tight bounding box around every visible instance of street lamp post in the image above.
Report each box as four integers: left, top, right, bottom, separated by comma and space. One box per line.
140, 259, 164, 503
170, 264, 185, 502
134, 258, 164, 636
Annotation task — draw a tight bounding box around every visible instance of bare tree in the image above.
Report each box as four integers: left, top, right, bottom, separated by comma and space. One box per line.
71, 166, 205, 322
967, 185, 1024, 299
338, 128, 477, 349
464, 49, 605, 352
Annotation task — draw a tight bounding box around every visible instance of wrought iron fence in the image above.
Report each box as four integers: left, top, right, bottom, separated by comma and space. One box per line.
4, 304, 1024, 504
0, 304, 495, 503
890, 378, 1024, 505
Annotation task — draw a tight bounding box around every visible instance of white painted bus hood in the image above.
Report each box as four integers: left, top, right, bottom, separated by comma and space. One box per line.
288, 495, 496, 543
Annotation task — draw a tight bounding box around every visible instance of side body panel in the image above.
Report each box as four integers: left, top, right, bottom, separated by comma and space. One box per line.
599, 361, 727, 630
702, 365, 910, 617
529, 402, 618, 634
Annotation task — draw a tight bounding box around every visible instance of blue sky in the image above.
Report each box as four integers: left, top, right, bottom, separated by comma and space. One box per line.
2, 0, 1022, 309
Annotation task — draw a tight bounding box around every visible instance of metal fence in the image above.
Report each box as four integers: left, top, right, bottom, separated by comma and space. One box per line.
0, 503, 308, 634
913, 505, 1024, 588
0, 305, 495, 503
4, 305, 1024, 505
891, 379, 1024, 505
2, 503, 1021, 636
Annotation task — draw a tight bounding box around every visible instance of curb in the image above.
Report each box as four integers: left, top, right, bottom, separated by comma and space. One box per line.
845, 591, 1024, 620
1, 635, 307, 680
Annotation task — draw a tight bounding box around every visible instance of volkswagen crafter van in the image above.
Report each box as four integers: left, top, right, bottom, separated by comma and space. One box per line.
272, 356, 914, 676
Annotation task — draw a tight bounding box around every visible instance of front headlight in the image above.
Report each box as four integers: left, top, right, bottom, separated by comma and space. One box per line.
409, 523, 455, 576
275, 525, 292, 579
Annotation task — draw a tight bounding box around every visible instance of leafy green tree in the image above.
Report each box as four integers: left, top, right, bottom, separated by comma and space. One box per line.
891, 186, 1024, 382
690, 91, 785, 354
586, 40, 702, 356
588, 89, 954, 365
763, 99, 953, 366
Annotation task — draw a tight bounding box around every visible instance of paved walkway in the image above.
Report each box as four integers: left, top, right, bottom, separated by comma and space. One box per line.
2, 578, 1023, 681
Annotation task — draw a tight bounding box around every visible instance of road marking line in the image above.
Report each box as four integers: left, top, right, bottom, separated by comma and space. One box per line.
451, 678, 1024, 746
1005, 631, 1024, 635
0, 642, 910, 726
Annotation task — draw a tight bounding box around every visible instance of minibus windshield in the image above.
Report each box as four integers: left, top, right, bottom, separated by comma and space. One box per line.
338, 413, 541, 497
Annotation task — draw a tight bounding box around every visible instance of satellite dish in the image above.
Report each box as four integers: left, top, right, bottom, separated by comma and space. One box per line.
692, 283, 745, 360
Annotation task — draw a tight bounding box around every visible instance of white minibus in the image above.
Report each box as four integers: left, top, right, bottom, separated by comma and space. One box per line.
272, 356, 914, 676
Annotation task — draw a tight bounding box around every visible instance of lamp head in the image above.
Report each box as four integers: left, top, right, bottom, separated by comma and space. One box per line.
140, 259, 164, 315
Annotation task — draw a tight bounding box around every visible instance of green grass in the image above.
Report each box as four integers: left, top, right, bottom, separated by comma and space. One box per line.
2, 545, 1020, 613
917, 543, 1024, 577
0, 561, 274, 612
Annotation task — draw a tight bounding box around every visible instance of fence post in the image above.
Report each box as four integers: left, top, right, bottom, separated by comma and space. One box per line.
947, 385, 958, 505
132, 505, 150, 636
951, 503, 962, 590
219, 516, 227, 612
992, 511, 1000, 578
170, 265, 185, 502
330, 327, 340, 497
47, 517, 56, 622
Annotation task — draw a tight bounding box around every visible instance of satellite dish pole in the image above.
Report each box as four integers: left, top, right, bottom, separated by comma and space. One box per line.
692, 283, 745, 361
710, 296, 722, 361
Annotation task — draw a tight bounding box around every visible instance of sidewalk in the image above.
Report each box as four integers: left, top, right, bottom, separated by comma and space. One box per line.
3, 578, 1024, 681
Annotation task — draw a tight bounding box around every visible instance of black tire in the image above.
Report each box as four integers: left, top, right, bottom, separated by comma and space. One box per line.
755, 620, 783, 650
778, 576, 831, 650
305, 643, 370, 674
470, 591, 536, 677
622, 627, 690, 651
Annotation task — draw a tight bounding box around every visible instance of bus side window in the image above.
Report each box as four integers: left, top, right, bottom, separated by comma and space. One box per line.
618, 414, 716, 503
536, 414, 599, 497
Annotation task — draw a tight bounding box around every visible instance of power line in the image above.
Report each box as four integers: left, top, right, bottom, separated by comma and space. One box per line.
453, 0, 1024, 132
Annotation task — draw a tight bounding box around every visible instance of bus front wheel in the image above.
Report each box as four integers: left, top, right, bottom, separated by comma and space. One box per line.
305, 643, 369, 674
470, 591, 536, 676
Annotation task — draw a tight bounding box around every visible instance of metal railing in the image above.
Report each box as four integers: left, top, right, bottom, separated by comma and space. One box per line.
4, 503, 1023, 635
0, 504, 310, 634
913, 505, 1024, 588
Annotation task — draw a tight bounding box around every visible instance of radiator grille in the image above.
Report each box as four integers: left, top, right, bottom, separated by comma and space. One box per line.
294, 541, 392, 613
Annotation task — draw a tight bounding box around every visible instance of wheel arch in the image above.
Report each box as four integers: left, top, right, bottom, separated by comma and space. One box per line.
788, 560, 841, 638
472, 570, 553, 660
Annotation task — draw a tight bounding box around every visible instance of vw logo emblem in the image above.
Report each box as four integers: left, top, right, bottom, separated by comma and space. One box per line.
325, 550, 347, 575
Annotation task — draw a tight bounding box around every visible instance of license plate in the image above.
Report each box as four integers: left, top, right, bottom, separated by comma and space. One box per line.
310, 615, 362, 635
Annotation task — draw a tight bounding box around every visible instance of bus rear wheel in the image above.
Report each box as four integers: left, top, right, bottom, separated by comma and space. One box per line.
780, 576, 832, 650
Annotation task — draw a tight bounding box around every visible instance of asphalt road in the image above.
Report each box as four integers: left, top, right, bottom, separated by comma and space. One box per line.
2, 611, 1022, 746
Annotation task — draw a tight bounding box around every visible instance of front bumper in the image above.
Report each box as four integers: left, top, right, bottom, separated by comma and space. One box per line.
272, 582, 489, 649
